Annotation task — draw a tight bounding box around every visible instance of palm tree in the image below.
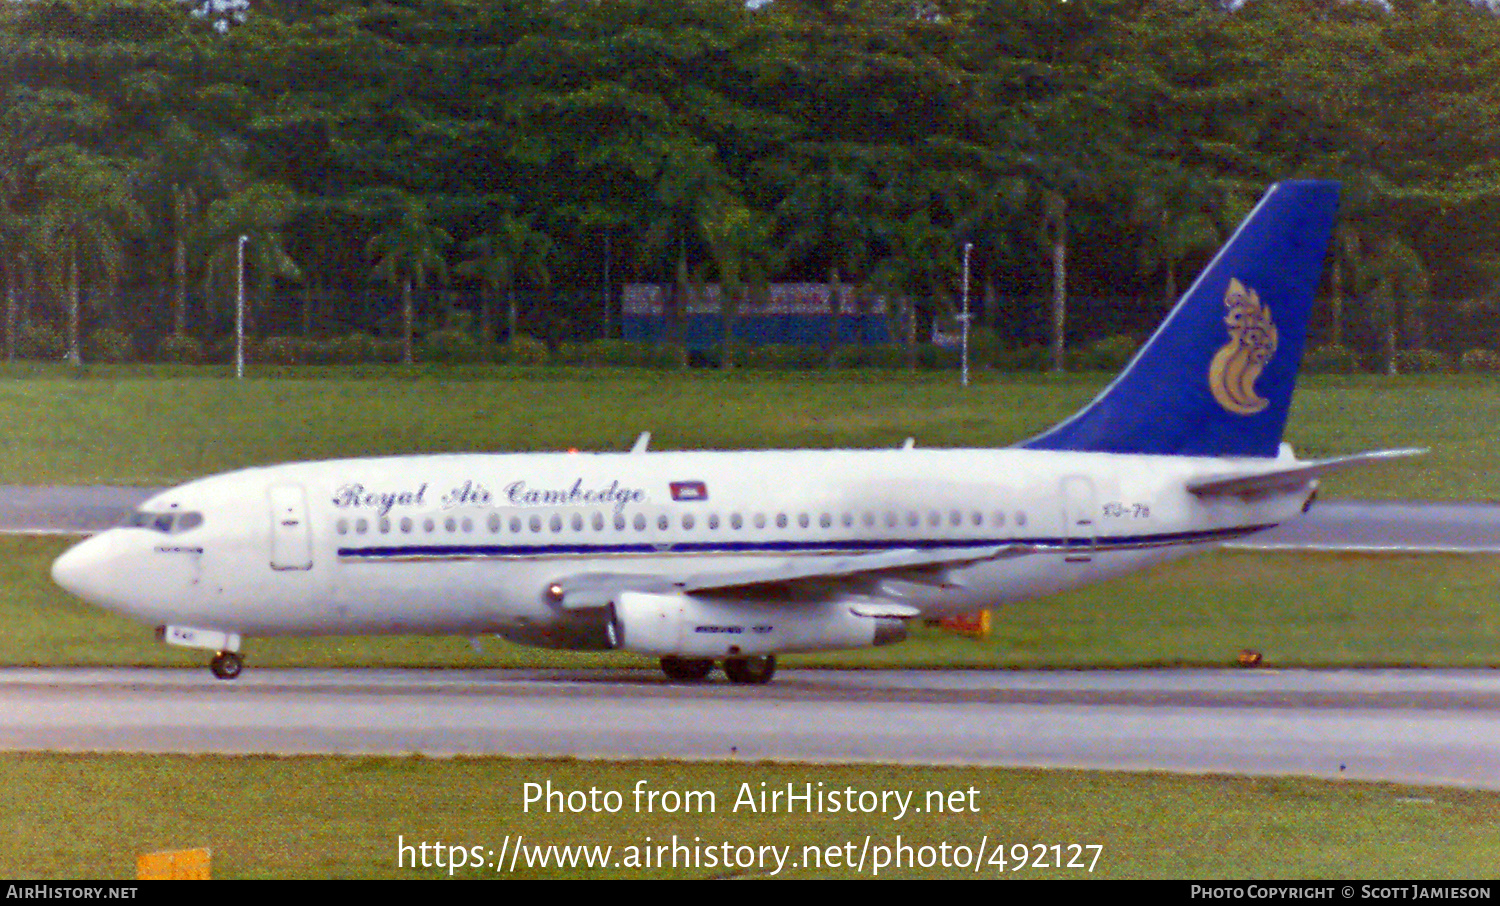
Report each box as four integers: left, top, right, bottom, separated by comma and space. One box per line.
1366, 235, 1429, 375
366, 198, 452, 364
456, 214, 551, 345
199, 182, 304, 340
1131, 182, 1223, 309
0, 213, 28, 362
871, 211, 952, 369
142, 120, 245, 336
699, 199, 772, 368
773, 158, 878, 357
28, 146, 144, 365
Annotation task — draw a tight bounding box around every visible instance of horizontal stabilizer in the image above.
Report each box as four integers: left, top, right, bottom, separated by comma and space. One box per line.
1187, 448, 1426, 497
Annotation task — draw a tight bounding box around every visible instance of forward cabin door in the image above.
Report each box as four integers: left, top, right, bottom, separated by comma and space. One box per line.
1060, 475, 1097, 563
268, 484, 314, 571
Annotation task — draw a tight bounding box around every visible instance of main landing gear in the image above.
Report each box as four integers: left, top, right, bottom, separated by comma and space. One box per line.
209, 650, 244, 680
658, 654, 776, 685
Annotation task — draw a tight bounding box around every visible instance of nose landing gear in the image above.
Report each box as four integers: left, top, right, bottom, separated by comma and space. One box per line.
158, 625, 245, 680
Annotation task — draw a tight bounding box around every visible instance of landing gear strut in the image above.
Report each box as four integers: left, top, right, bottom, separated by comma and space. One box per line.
659, 656, 714, 682
209, 650, 243, 681
723, 655, 776, 685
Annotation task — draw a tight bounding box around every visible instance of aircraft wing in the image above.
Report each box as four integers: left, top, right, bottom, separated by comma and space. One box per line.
1187, 448, 1426, 497
549, 543, 1033, 610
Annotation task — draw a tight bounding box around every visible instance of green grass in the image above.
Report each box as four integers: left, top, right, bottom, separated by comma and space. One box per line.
5, 754, 1497, 878
13, 535, 1500, 669
0, 366, 1480, 498
7, 368, 1497, 879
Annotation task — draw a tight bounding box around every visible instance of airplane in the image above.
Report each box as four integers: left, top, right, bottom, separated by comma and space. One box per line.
51, 180, 1420, 684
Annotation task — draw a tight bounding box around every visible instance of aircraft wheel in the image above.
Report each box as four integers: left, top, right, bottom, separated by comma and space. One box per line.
723, 654, 775, 685
209, 651, 243, 681
659, 656, 713, 682
605, 605, 622, 649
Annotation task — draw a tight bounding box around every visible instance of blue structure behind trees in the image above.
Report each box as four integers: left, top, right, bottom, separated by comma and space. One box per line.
621, 283, 893, 350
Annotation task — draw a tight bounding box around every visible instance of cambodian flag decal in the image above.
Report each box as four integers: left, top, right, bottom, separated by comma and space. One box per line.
670, 481, 709, 502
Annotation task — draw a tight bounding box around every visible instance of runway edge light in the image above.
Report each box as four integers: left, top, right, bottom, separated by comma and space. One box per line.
137, 847, 210, 880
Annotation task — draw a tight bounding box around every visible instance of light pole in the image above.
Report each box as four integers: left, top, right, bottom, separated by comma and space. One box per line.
602, 229, 611, 340
960, 242, 972, 387
236, 234, 247, 380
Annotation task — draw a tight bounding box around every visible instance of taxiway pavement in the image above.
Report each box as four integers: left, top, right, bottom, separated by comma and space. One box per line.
1, 667, 1497, 790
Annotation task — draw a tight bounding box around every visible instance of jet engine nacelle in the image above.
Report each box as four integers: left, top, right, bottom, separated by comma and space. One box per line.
609, 591, 908, 658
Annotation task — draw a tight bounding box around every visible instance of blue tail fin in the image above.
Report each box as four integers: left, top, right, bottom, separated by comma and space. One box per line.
1020, 180, 1339, 458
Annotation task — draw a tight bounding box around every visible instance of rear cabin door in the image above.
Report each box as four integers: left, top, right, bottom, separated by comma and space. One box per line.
1060, 475, 1097, 563
269, 484, 314, 571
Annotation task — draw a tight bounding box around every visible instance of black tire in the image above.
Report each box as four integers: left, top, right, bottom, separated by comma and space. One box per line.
723, 654, 775, 685
210, 651, 243, 681
659, 656, 713, 682
605, 604, 623, 649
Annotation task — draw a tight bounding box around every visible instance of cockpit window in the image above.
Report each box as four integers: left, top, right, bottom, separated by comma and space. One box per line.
126, 510, 204, 534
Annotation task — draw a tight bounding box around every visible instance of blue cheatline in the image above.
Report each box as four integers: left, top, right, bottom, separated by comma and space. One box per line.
1021, 180, 1340, 459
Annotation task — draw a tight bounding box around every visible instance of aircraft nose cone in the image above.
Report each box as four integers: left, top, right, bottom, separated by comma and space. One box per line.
51, 535, 114, 605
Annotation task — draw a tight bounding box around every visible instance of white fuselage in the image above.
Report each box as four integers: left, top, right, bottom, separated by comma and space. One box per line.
53, 446, 1310, 646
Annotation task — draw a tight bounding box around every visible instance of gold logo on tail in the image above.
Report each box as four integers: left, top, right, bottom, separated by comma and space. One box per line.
1208, 278, 1277, 415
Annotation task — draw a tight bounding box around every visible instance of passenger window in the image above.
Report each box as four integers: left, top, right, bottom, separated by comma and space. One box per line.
682, 514, 695, 530
634, 514, 647, 531
730, 513, 743, 530
753, 514, 766, 529
614, 514, 626, 531
657, 515, 669, 531
549, 514, 563, 533
400, 517, 413, 533
510, 516, 522, 533
775, 513, 787, 529
571, 513, 584, 532
336, 519, 348, 535
592, 513, 605, 531
708, 514, 720, 530
356, 518, 368, 534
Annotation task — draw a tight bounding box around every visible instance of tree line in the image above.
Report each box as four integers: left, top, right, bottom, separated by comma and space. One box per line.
3, 0, 1500, 369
